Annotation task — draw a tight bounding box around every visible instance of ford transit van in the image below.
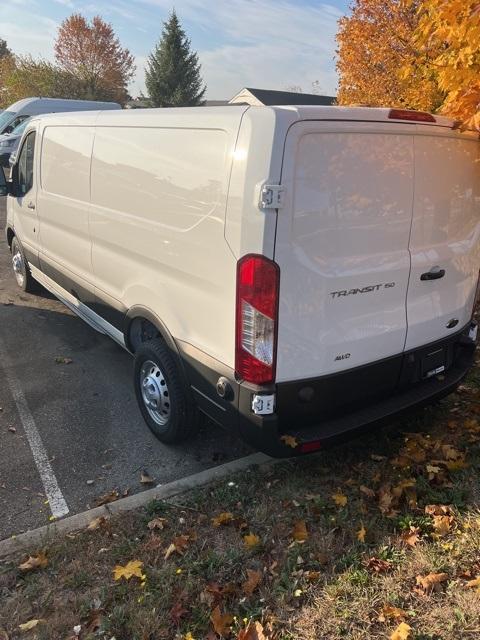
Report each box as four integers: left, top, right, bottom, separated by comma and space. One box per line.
3, 105, 480, 456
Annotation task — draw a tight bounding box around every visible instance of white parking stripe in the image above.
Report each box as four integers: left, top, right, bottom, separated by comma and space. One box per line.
0, 340, 69, 519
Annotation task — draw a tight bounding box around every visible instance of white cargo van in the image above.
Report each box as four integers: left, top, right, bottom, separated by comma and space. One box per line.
2, 106, 480, 456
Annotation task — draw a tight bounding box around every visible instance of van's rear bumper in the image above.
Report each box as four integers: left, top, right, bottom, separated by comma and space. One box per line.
177, 323, 477, 458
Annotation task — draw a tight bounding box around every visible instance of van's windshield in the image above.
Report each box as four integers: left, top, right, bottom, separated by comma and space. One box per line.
0, 111, 15, 129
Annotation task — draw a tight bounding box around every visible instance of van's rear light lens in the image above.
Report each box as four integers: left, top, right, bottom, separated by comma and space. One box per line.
473, 270, 480, 312
235, 254, 280, 385
388, 109, 436, 123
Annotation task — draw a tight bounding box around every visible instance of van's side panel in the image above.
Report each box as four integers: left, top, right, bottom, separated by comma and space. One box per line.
37, 124, 95, 303
274, 122, 415, 382
89, 109, 247, 367
404, 128, 480, 350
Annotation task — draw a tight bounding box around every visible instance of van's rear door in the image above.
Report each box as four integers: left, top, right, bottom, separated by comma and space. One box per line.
274, 121, 415, 384
404, 128, 480, 350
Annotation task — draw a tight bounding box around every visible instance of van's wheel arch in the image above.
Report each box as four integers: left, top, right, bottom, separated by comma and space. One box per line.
10, 235, 37, 293
133, 337, 199, 443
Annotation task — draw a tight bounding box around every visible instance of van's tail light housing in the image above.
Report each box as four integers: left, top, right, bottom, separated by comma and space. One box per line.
235, 254, 280, 385
473, 270, 480, 313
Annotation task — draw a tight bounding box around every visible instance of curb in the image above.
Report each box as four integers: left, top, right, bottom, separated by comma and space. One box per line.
0, 452, 272, 559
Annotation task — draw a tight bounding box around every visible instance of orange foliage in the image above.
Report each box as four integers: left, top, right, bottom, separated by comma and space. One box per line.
54, 14, 135, 105
336, 0, 444, 112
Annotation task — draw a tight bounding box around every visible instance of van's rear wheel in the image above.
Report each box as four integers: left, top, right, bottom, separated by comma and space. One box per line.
11, 237, 36, 293
133, 338, 199, 443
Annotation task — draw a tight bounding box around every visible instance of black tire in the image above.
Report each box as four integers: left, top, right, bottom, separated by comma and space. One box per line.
11, 236, 37, 293
133, 337, 199, 443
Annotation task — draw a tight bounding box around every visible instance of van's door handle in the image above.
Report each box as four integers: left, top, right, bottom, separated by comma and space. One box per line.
27, 202, 35, 210
421, 267, 445, 281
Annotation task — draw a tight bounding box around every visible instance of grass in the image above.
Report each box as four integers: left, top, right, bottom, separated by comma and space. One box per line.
2, 363, 480, 639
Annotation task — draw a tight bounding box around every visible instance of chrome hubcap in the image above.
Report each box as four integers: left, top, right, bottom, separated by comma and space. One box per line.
12, 249, 25, 287
140, 360, 170, 425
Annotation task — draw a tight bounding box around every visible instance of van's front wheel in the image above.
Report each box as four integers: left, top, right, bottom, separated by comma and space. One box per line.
133, 338, 199, 443
11, 237, 36, 293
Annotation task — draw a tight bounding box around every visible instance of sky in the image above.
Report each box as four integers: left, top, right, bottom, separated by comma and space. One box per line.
0, 0, 351, 100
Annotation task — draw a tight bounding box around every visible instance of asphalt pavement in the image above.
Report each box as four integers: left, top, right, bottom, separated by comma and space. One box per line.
0, 196, 251, 540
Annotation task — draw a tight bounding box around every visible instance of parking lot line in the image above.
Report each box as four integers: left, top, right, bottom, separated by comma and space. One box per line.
0, 339, 69, 519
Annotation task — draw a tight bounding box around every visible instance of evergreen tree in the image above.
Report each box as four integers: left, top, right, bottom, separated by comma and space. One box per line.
146, 10, 206, 107
0, 39, 11, 59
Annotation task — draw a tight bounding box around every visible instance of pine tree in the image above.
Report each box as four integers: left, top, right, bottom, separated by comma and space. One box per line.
0, 39, 11, 59
146, 10, 206, 107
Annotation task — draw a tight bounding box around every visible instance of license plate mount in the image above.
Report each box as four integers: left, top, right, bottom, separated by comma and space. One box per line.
421, 347, 446, 379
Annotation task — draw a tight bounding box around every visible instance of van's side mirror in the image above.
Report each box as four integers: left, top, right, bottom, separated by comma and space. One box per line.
0, 166, 8, 197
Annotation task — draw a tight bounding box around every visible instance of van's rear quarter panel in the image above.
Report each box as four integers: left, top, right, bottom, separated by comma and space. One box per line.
89, 118, 241, 367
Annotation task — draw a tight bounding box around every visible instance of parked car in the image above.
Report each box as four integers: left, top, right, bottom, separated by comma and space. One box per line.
2, 105, 480, 457
0, 117, 30, 168
0, 97, 121, 138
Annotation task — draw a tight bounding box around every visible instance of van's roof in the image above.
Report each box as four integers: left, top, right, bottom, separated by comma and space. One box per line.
31, 104, 457, 127
30, 105, 473, 142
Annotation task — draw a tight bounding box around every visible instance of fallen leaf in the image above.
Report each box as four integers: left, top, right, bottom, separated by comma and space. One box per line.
113, 559, 144, 581
242, 569, 262, 595
140, 470, 155, 485
237, 620, 267, 640
87, 516, 108, 531
147, 517, 168, 530
401, 526, 421, 547
212, 512, 234, 527
292, 520, 308, 542
365, 557, 392, 573
305, 570, 321, 581
280, 435, 298, 448
390, 622, 412, 640
170, 600, 188, 624
425, 504, 452, 516
19, 620, 45, 632
432, 515, 453, 537
243, 533, 260, 548
331, 492, 348, 507
378, 605, 407, 622
0, 629, 8, 640
55, 356, 73, 365
357, 524, 366, 543
415, 572, 448, 595
164, 534, 190, 559
359, 485, 375, 498
210, 605, 233, 637
19, 552, 48, 571
465, 576, 480, 589
95, 490, 119, 506
378, 485, 397, 516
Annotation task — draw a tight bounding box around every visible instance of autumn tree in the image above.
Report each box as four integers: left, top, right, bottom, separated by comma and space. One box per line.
146, 10, 206, 107
403, 0, 480, 125
54, 14, 135, 104
0, 57, 86, 107
336, 0, 444, 111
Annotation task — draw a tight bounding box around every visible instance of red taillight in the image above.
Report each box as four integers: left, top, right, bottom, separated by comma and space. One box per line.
388, 109, 436, 123
473, 270, 480, 312
235, 254, 280, 385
